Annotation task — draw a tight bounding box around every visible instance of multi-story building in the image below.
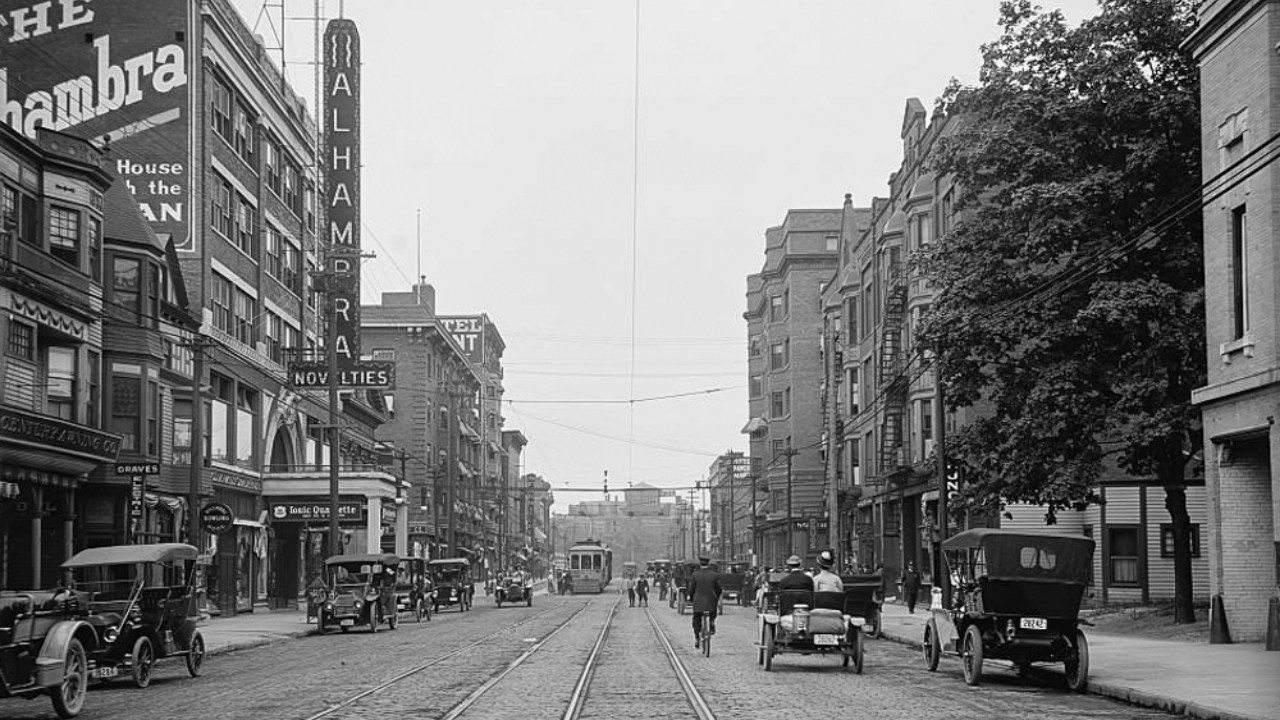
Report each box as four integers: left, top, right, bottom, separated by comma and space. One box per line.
743, 208, 842, 567
0, 126, 120, 589
1, 0, 402, 613
1184, 0, 1280, 644
708, 451, 751, 562
500, 429, 528, 570
361, 282, 485, 564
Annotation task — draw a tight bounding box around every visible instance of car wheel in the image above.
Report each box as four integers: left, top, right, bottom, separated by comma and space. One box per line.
758, 626, 766, 665
131, 636, 155, 689
924, 619, 941, 672
51, 637, 87, 718
1064, 629, 1089, 692
185, 631, 205, 677
852, 630, 864, 674
961, 624, 984, 686
867, 609, 882, 639
764, 624, 776, 671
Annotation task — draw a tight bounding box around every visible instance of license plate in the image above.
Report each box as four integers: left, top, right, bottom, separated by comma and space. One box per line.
340, 619, 355, 627
813, 634, 839, 646
1019, 617, 1047, 630
90, 666, 118, 679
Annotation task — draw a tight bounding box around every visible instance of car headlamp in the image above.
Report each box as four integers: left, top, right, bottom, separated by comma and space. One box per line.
104, 627, 118, 643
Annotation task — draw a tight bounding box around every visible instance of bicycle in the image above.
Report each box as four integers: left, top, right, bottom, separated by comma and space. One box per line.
697, 612, 713, 656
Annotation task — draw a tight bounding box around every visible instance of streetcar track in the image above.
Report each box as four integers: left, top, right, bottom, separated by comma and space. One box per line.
643, 605, 716, 720
561, 596, 623, 720
300, 601, 582, 720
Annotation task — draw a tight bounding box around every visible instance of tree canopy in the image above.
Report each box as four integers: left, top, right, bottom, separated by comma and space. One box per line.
918, 0, 1203, 520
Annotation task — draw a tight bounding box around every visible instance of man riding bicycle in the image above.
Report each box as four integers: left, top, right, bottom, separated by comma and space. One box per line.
686, 556, 722, 649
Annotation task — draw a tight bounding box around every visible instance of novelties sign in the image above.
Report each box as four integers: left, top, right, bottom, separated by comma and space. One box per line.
0, 0, 191, 251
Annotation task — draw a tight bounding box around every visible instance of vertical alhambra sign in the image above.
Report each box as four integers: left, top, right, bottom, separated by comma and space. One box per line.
325, 18, 361, 372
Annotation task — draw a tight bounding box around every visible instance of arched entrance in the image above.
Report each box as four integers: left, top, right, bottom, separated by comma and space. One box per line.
268, 427, 295, 472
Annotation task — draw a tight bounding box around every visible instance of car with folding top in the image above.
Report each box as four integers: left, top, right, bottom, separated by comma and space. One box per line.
922, 529, 1094, 690
494, 572, 532, 608
318, 553, 401, 633
61, 543, 206, 689
428, 558, 474, 612
0, 585, 97, 717
757, 584, 868, 673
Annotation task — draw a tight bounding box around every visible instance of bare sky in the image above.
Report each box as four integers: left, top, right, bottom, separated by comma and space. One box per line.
233, 0, 1099, 513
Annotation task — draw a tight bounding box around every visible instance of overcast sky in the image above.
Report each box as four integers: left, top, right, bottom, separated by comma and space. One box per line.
232, 0, 1100, 513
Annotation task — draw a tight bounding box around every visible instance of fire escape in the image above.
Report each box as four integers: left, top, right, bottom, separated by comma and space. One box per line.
877, 260, 909, 484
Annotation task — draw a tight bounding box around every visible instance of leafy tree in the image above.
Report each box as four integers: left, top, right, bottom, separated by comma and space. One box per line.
918, 0, 1203, 622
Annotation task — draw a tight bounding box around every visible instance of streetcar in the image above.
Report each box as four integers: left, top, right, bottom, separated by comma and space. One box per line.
567, 541, 612, 594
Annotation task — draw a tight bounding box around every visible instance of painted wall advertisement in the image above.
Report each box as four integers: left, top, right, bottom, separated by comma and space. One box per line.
440, 316, 484, 364
0, 0, 192, 250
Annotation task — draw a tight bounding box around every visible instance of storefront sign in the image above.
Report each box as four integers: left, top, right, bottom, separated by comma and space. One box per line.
287, 361, 394, 388
200, 502, 235, 535
0, 0, 193, 251
269, 502, 362, 522
209, 468, 263, 493
439, 316, 484, 364
129, 474, 145, 518
115, 463, 160, 475
380, 503, 397, 525
0, 407, 122, 461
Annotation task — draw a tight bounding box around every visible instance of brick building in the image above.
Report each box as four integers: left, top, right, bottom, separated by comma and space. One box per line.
708, 451, 751, 562
743, 208, 841, 567
1184, 0, 1280, 644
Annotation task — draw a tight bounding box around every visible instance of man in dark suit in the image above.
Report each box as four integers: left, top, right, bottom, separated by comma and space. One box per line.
778, 554, 815, 592
686, 556, 722, 647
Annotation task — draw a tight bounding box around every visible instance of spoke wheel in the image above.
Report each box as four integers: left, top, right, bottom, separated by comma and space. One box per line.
867, 609, 882, 639
1064, 629, 1090, 692
758, 626, 766, 665
131, 636, 155, 689
924, 619, 941, 672
763, 624, 776, 671
185, 632, 205, 677
52, 637, 87, 718
961, 624, 984, 686
370, 606, 379, 634
850, 630, 864, 674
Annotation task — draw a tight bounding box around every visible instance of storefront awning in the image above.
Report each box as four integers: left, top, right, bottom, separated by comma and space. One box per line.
741, 417, 766, 434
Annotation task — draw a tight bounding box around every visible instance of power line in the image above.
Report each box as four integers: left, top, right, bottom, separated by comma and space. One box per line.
505, 385, 741, 405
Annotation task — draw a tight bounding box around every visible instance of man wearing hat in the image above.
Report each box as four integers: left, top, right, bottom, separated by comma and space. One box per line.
778, 555, 815, 592
686, 556, 722, 647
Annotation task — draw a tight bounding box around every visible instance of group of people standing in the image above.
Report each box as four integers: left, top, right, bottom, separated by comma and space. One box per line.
621, 573, 650, 606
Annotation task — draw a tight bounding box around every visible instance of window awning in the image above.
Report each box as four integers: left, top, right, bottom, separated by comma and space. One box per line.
459, 423, 480, 441
458, 462, 473, 478
741, 417, 766, 434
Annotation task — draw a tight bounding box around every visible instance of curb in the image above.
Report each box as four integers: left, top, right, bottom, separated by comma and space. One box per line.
203, 626, 316, 657
876, 625, 1271, 720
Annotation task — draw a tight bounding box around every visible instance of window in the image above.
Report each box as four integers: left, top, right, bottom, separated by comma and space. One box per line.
265, 311, 284, 363
304, 183, 316, 231
940, 188, 954, 237
48, 206, 79, 266
264, 227, 300, 293
845, 297, 857, 341
847, 367, 859, 414
6, 319, 33, 360
212, 178, 232, 237
1232, 205, 1248, 340
771, 391, 785, 418
235, 195, 255, 255
111, 256, 141, 316
1159, 524, 1201, 558
1107, 526, 1140, 586
235, 385, 257, 468
770, 342, 785, 370
284, 161, 301, 215
772, 439, 785, 460
146, 380, 160, 455
45, 346, 76, 420
769, 295, 783, 322
1, 185, 15, 232
912, 213, 932, 249
233, 99, 254, 164
172, 399, 192, 465
88, 216, 101, 281
264, 138, 281, 195
111, 373, 141, 450
147, 263, 161, 330
749, 375, 763, 398
749, 335, 761, 358
233, 288, 255, 345
211, 274, 233, 335
87, 351, 99, 428
861, 267, 873, 336
920, 401, 933, 442
212, 77, 232, 142
825, 234, 838, 252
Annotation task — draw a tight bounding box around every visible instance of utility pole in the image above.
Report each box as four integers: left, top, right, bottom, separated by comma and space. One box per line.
187, 334, 208, 549
785, 445, 798, 559
934, 384, 950, 606
728, 464, 735, 562
445, 381, 457, 558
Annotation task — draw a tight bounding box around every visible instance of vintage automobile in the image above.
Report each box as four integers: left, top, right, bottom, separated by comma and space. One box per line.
923, 529, 1095, 690
757, 587, 867, 673
429, 558, 474, 613
494, 573, 532, 607
394, 557, 433, 623
0, 588, 98, 717
839, 572, 884, 638
62, 543, 205, 689
714, 560, 751, 607
318, 553, 401, 633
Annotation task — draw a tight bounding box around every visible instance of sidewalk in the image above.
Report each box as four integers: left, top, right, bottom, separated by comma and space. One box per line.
877, 601, 1280, 720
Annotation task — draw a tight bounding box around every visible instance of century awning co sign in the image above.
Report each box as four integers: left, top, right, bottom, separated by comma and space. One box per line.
286, 18, 391, 390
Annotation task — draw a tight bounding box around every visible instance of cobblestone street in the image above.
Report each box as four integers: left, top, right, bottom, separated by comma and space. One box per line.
0, 590, 1182, 720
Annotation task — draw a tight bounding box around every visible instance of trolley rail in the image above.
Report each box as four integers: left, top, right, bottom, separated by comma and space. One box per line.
300, 603, 578, 720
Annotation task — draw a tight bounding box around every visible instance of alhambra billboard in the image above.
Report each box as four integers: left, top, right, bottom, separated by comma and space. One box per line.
0, 0, 192, 251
